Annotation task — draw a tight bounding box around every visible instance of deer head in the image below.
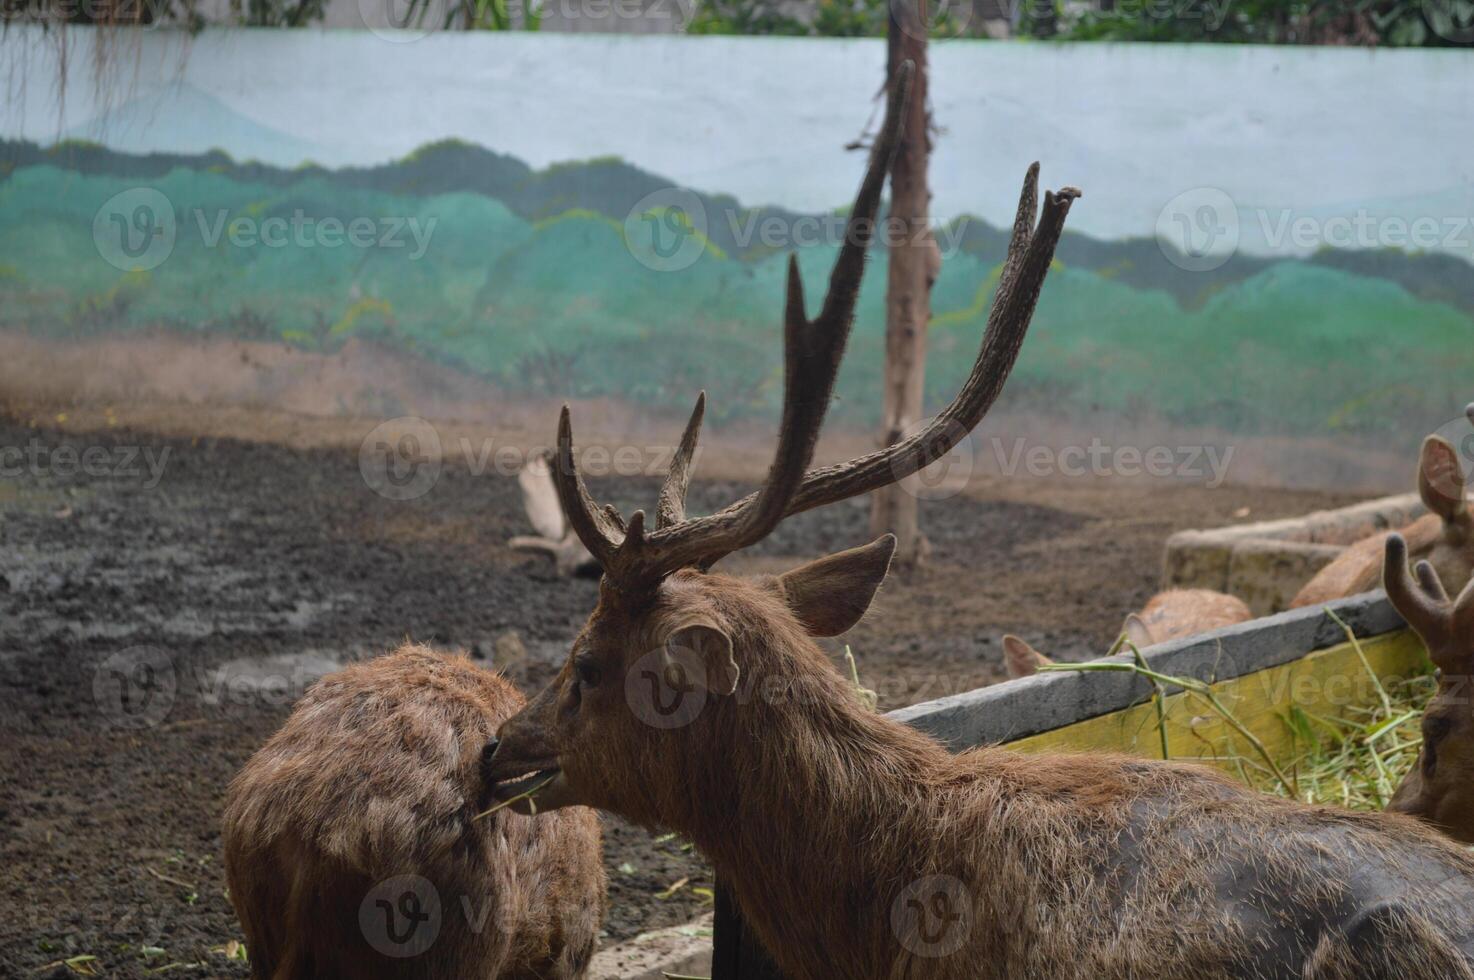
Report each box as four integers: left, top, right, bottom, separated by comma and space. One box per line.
1384, 533, 1474, 842
483, 63, 1080, 828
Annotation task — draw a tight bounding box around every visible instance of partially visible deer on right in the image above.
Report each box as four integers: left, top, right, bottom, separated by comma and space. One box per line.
1003, 588, 1252, 679
1292, 412, 1474, 609
1382, 532, 1474, 844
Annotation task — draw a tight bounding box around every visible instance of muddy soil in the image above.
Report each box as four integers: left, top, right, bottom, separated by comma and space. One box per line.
0, 413, 1363, 977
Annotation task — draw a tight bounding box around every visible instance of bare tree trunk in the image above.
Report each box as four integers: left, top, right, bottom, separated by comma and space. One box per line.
869, 0, 938, 566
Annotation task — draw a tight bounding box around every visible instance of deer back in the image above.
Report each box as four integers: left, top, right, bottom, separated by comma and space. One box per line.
222, 645, 604, 979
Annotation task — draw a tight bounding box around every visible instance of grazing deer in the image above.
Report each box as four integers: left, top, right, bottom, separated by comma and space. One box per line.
1292, 418, 1474, 609
223, 645, 605, 979
509, 450, 600, 577
1002, 589, 1252, 679
1383, 533, 1474, 844
482, 66, 1474, 980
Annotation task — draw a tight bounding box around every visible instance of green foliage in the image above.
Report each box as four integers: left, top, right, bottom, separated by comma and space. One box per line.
1049, 0, 1472, 46
3, 162, 1472, 439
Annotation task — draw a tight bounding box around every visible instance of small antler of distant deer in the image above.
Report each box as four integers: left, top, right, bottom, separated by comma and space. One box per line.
552, 61, 1080, 590
1385, 533, 1474, 650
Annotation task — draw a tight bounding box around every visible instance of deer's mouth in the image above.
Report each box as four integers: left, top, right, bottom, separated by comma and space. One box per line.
492, 767, 560, 801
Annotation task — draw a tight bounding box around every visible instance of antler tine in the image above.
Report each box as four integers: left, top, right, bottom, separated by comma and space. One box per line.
815, 60, 914, 332
685, 58, 915, 562
657, 392, 706, 529
1383, 534, 1450, 644
550, 406, 624, 570
758, 167, 1079, 519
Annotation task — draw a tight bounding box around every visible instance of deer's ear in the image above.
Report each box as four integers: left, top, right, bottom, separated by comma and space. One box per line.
1418, 436, 1469, 525
667, 622, 738, 697
1123, 613, 1154, 650
776, 535, 896, 637
1002, 634, 1051, 679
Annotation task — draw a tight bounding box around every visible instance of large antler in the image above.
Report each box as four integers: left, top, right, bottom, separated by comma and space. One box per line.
553, 62, 1080, 590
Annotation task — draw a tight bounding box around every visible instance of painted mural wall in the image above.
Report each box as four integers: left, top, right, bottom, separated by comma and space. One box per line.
2, 28, 1472, 443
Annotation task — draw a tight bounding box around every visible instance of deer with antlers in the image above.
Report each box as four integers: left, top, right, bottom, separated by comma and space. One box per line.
1292, 413, 1474, 609
1382, 533, 1474, 843
483, 66, 1474, 979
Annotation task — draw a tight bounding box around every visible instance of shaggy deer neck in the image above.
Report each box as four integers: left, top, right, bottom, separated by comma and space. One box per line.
675, 647, 962, 979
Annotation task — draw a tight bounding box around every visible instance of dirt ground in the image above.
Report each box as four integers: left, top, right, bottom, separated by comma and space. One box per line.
0, 407, 1365, 977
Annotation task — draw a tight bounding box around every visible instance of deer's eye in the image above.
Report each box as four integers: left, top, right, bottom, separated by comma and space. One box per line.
575, 660, 602, 688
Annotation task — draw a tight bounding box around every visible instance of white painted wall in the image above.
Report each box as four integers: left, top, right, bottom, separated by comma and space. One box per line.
3, 26, 1472, 257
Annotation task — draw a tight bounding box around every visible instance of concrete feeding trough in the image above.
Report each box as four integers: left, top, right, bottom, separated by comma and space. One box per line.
715, 591, 1428, 979
1162, 493, 1425, 615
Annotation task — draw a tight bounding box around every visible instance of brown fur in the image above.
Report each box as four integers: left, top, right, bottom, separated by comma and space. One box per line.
489, 558, 1474, 979
1383, 535, 1474, 843
1003, 589, 1252, 680
223, 645, 605, 980
1125, 588, 1253, 646
1293, 435, 1474, 608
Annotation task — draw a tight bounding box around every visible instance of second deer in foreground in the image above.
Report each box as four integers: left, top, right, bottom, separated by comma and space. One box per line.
223, 646, 605, 979
484, 66, 1474, 979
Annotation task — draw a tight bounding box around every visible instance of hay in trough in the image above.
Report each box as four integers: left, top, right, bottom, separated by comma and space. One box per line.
1041, 617, 1436, 812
